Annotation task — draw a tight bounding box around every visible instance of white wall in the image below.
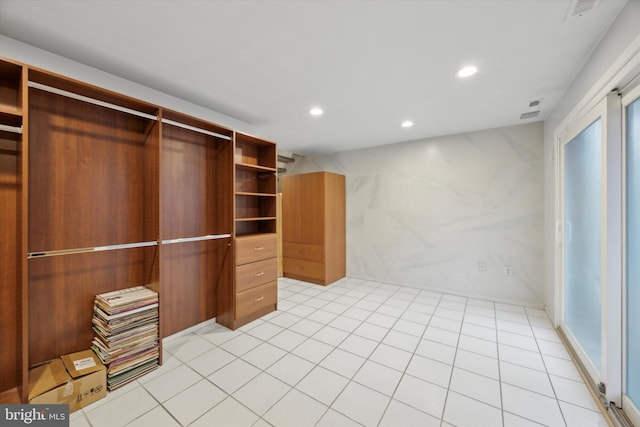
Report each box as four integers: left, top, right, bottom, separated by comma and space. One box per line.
543, 1, 640, 323
285, 122, 545, 306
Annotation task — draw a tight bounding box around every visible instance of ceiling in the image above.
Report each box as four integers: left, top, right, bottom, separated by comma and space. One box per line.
0, 0, 628, 154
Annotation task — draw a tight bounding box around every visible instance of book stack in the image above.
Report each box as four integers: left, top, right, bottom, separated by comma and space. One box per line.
91, 286, 160, 390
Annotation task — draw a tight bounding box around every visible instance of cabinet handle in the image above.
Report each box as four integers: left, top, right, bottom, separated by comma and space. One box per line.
254, 296, 264, 302
254, 247, 264, 251
254, 272, 264, 277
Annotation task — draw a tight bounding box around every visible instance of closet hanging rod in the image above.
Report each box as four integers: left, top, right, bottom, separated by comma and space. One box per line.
161, 233, 232, 245
0, 124, 22, 134
27, 240, 158, 259
27, 81, 158, 121
161, 118, 232, 141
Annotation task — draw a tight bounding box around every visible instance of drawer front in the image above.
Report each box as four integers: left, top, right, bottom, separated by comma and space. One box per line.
283, 257, 325, 281
236, 234, 277, 265
236, 281, 277, 320
283, 242, 324, 262
236, 258, 277, 293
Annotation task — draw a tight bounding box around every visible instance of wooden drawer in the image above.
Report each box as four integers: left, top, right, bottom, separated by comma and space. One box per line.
236, 234, 277, 265
236, 257, 277, 293
236, 281, 277, 320
283, 257, 325, 281
283, 242, 324, 262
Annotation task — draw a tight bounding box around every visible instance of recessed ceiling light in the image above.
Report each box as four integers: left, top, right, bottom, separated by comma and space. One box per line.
457, 65, 478, 78
309, 107, 323, 116
401, 120, 414, 128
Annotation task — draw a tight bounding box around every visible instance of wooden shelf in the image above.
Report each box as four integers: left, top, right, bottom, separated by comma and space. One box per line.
236, 192, 277, 197
236, 162, 277, 173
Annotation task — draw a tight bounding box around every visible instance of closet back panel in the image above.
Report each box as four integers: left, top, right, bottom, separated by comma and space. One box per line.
28, 88, 152, 251
0, 134, 18, 391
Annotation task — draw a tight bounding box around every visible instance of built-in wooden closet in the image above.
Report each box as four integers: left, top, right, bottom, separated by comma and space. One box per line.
0, 57, 277, 402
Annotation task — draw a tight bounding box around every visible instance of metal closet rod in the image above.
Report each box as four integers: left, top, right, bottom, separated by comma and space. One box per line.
27, 81, 158, 121
28, 241, 158, 259
0, 124, 22, 134
161, 234, 232, 245
161, 118, 231, 141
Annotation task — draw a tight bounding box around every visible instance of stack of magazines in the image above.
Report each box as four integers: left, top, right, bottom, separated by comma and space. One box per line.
92, 286, 160, 390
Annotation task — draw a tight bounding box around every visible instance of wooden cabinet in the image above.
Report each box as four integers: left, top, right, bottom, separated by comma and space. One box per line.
282, 172, 346, 285
216, 133, 278, 329
0, 57, 277, 400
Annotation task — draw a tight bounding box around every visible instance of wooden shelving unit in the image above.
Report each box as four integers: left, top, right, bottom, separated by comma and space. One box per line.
0, 57, 278, 401
216, 132, 278, 329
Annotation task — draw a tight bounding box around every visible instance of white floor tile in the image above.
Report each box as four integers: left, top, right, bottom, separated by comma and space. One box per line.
497, 319, 534, 337
495, 303, 526, 314
306, 309, 338, 324
449, 367, 501, 407
458, 334, 498, 359
379, 399, 441, 427
465, 305, 496, 317
498, 344, 545, 371
70, 411, 91, 427
287, 304, 316, 318
245, 321, 285, 341
550, 374, 599, 411
268, 312, 302, 328
409, 302, 438, 315
498, 330, 539, 352
427, 316, 461, 333
503, 411, 547, 426
143, 364, 201, 402
332, 381, 390, 426
353, 322, 389, 341
296, 366, 349, 405
443, 391, 503, 427
233, 372, 290, 415
338, 334, 379, 358
343, 306, 373, 321
559, 400, 608, 427
289, 318, 325, 336
464, 313, 497, 329
315, 409, 363, 427
502, 383, 565, 427
423, 326, 460, 347
461, 322, 497, 342
164, 379, 226, 425
263, 389, 327, 427
415, 338, 457, 365
320, 348, 366, 378
537, 339, 572, 360
393, 374, 447, 418
529, 316, 554, 329
164, 333, 216, 362
85, 386, 158, 427
266, 353, 315, 386
392, 319, 427, 337
241, 342, 287, 370
376, 304, 405, 318
313, 325, 350, 346
221, 333, 263, 356
532, 326, 562, 344
500, 361, 554, 397
525, 307, 549, 318
329, 315, 362, 333
207, 358, 261, 394
291, 337, 334, 363
382, 330, 420, 352
454, 349, 500, 380
187, 346, 236, 376
322, 301, 350, 315
269, 329, 307, 351
197, 325, 242, 346
369, 344, 413, 372
400, 310, 431, 325
466, 298, 494, 308
190, 397, 259, 427
542, 353, 582, 381
496, 310, 530, 325
367, 312, 398, 328
125, 407, 180, 427
433, 307, 464, 321
406, 355, 452, 388
353, 360, 403, 396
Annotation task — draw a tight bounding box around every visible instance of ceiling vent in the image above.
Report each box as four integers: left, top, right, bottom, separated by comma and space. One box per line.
520, 111, 540, 120
565, 0, 600, 20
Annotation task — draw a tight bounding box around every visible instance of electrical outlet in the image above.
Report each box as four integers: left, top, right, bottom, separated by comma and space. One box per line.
504, 267, 512, 277
478, 262, 487, 272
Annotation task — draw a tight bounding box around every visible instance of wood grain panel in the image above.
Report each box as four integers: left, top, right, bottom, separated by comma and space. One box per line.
236, 234, 277, 265
235, 281, 277, 320
28, 249, 151, 365
283, 242, 324, 263
324, 173, 346, 284
283, 257, 325, 283
28, 88, 151, 251
0, 133, 18, 392
236, 258, 277, 293
161, 239, 232, 337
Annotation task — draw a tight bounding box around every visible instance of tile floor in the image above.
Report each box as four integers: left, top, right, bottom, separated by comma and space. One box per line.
70, 277, 608, 427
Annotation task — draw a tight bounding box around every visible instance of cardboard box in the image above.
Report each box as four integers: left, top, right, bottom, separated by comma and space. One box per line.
28, 350, 107, 412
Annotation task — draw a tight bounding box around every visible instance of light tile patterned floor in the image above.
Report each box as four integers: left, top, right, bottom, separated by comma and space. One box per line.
70, 277, 608, 427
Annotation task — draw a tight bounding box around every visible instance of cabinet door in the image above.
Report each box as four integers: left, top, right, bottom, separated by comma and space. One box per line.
298, 173, 325, 245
